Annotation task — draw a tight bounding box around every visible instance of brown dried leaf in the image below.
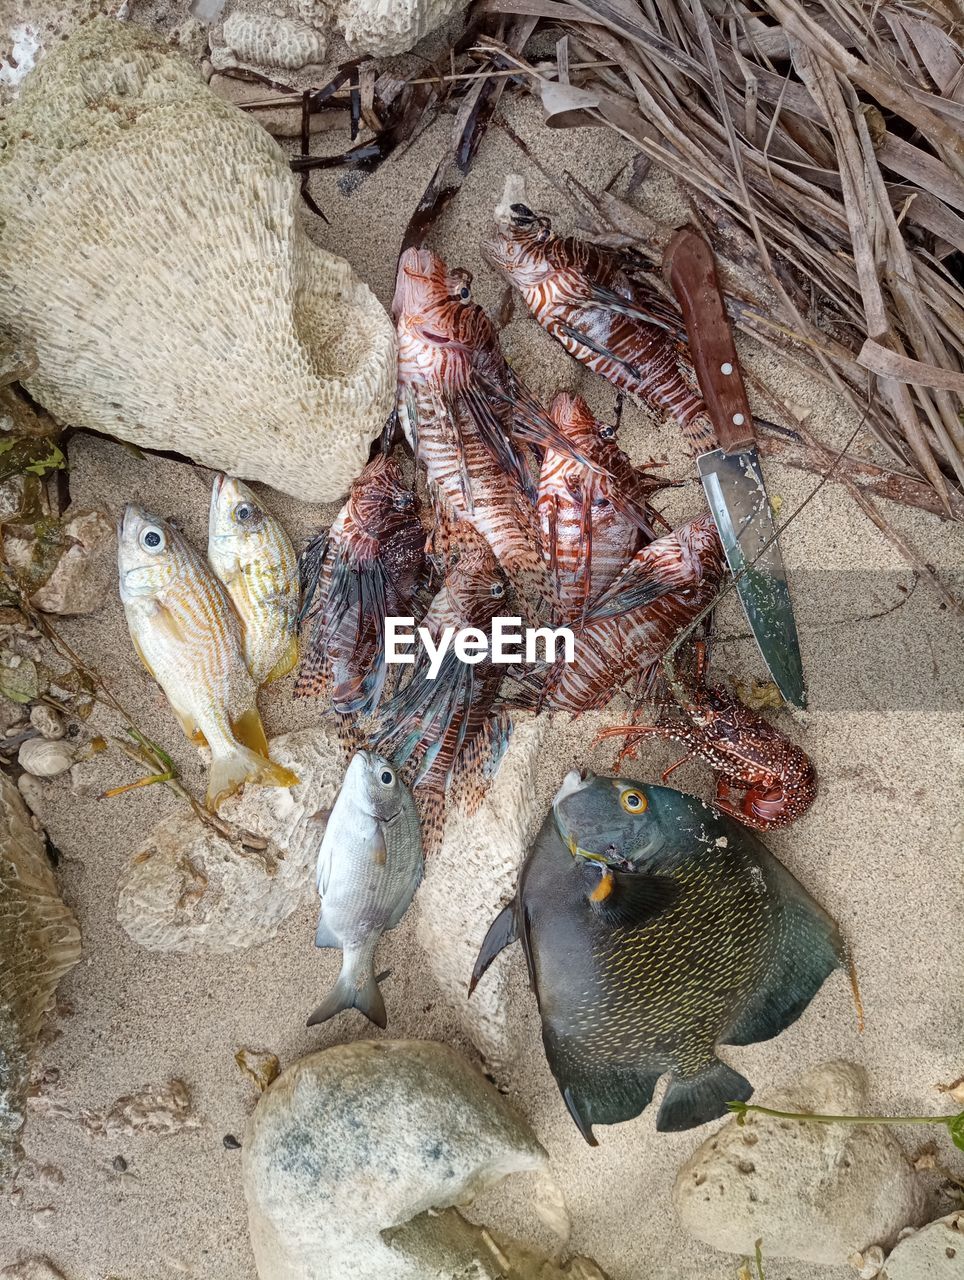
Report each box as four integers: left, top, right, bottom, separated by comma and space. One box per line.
235, 1047, 281, 1094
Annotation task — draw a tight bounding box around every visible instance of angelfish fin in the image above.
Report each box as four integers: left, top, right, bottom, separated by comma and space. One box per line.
656, 1059, 753, 1132
306, 954, 387, 1029
586, 867, 680, 928
469, 901, 519, 994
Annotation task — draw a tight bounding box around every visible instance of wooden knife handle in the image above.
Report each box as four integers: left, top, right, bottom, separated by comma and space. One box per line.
664, 227, 755, 453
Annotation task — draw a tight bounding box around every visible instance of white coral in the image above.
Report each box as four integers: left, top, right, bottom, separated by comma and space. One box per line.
215, 12, 326, 70
334, 0, 468, 57
0, 19, 396, 505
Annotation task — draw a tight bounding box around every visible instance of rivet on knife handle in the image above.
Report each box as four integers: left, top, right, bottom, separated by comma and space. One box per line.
664, 228, 755, 454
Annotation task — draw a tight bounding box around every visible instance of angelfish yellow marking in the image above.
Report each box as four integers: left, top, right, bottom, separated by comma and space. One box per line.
589, 870, 615, 903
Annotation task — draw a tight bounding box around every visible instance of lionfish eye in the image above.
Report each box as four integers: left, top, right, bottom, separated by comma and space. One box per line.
619, 789, 647, 814
599, 425, 616, 440
379, 767, 395, 786
490, 582, 505, 598
140, 526, 165, 552
459, 285, 470, 300
392, 491, 414, 511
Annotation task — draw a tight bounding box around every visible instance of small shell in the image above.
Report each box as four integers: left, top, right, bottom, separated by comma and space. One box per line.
850, 1245, 885, 1278
29, 705, 65, 740
18, 738, 75, 777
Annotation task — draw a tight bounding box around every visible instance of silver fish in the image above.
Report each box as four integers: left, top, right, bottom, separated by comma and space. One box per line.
308, 751, 423, 1029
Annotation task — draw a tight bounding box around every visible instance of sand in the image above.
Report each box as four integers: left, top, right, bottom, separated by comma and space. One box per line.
1, 8, 963, 1279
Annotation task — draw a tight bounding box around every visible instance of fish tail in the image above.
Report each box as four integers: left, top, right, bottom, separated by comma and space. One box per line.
656, 1059, 752, 1133
306, 953, 387, 1029
206, 745, 298, 813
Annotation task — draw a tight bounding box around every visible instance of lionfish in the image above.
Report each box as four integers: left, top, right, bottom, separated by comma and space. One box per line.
394, 246, 581, 624
485, 177, 717, 454
535, 515, 726, 713
374, 522, 512, 852
296, 454, 430, 718
539, 392, 669, 624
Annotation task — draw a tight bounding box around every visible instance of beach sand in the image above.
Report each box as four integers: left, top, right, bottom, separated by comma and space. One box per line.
1, 10, 963, 1278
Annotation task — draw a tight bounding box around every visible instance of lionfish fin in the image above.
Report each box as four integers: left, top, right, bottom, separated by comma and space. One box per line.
555, 321, 642, 381
576, 279, 686, 340
416, 787, 448, 857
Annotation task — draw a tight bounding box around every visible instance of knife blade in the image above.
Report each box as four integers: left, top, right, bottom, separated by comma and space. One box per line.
664, 228, 807, 709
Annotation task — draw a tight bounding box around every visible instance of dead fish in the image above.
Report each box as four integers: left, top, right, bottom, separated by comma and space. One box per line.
394, 246, 564, 623
539, 392, 666, 623
530, 514, 725, 712
472, 772, 844, 1141
308, 751, 423, 1029
374, 520, 512, 853
207, 474, 300, 686
296, 454, 430, 717
118, 505, 298, 812
486, 179, 718, 453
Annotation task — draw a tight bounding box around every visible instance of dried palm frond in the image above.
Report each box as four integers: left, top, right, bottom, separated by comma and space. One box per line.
469, 0, 964, 517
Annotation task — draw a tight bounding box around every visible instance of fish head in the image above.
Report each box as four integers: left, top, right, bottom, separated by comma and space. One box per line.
344, 750, 409, 823
392, 247, 472, 324
349, 454, 419, 532
117, 505, 185, 601
550, 392, 612, 450
484, 175, 553, 288
552, 770, 665, 867
445, 542, 508, 627
208, 474, 269, 573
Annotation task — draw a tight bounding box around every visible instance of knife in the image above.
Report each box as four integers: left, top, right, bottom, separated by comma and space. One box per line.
663, 228, 807, 709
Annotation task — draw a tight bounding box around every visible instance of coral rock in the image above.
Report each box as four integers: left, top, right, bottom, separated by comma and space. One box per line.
243, 1040, 590, 1280
335, 0, 468, 56
118, 726, 344, 953
0, 773, 81, 1185
31, 1078, 201, 1138
419, 715, 548, 1067
880, 1213, 964, 1278
3, 510, 114, 617
214, 12, 326, 70
0, 1259, 68, 1280
0, 20, 396, 505
673, 1061, 927, 1265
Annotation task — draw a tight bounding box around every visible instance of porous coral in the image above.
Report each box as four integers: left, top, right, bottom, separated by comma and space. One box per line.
335, 0, 468, 56
0, 19, 396, 505
0, 773, 81, 1185
214, 11, 326, 71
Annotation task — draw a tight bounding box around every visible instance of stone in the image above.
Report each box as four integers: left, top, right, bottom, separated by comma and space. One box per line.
118, 726, 343, 953
673, 1061, 928, 1265
333, 0, 468, 56
28, 706, 64, 740
0, 20, 396, 505
243, 1040, 598, 1280
0, 773, 81, 1185
418, 714, 548, 1068
3, 510, 114, 617
880, 1213, 964, 1278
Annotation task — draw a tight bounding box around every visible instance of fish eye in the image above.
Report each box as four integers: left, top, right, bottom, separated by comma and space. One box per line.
392, 491, 414, 511
234, 501, 256, 522
599, 425, 616, 440
620, 789, 647, 814
140, 526, 165, 552
459, 285, 471, 300
379, 767, 394, 786
490, 582, 505, 598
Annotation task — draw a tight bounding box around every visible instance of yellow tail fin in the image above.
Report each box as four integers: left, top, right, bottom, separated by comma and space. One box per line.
207, 745, 299, 812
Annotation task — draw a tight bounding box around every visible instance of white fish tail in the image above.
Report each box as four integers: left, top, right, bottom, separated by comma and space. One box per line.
306, 945, 386, 1029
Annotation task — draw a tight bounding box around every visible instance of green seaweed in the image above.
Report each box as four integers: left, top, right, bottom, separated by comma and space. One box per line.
728, 1100, 964, 1151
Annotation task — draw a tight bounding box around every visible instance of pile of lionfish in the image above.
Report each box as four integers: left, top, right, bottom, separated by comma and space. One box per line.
295, 203, 817, 849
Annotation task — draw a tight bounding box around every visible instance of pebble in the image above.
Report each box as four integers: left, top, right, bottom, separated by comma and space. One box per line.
29, 706, 65, 741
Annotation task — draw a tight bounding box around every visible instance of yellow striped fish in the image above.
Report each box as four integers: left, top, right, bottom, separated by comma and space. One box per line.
207, 475, 300, 687
118, 505, 298, 812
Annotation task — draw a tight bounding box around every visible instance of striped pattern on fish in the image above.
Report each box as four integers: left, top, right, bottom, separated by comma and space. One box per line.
485, 205, 717, 453
374, 525, 512, 851
540, 515, 725, 713
539, 392, 666, 623
207, 474, 300, 687
393, 246, 555, 624
118, 506, 297, 811
296, 454, 430, 717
